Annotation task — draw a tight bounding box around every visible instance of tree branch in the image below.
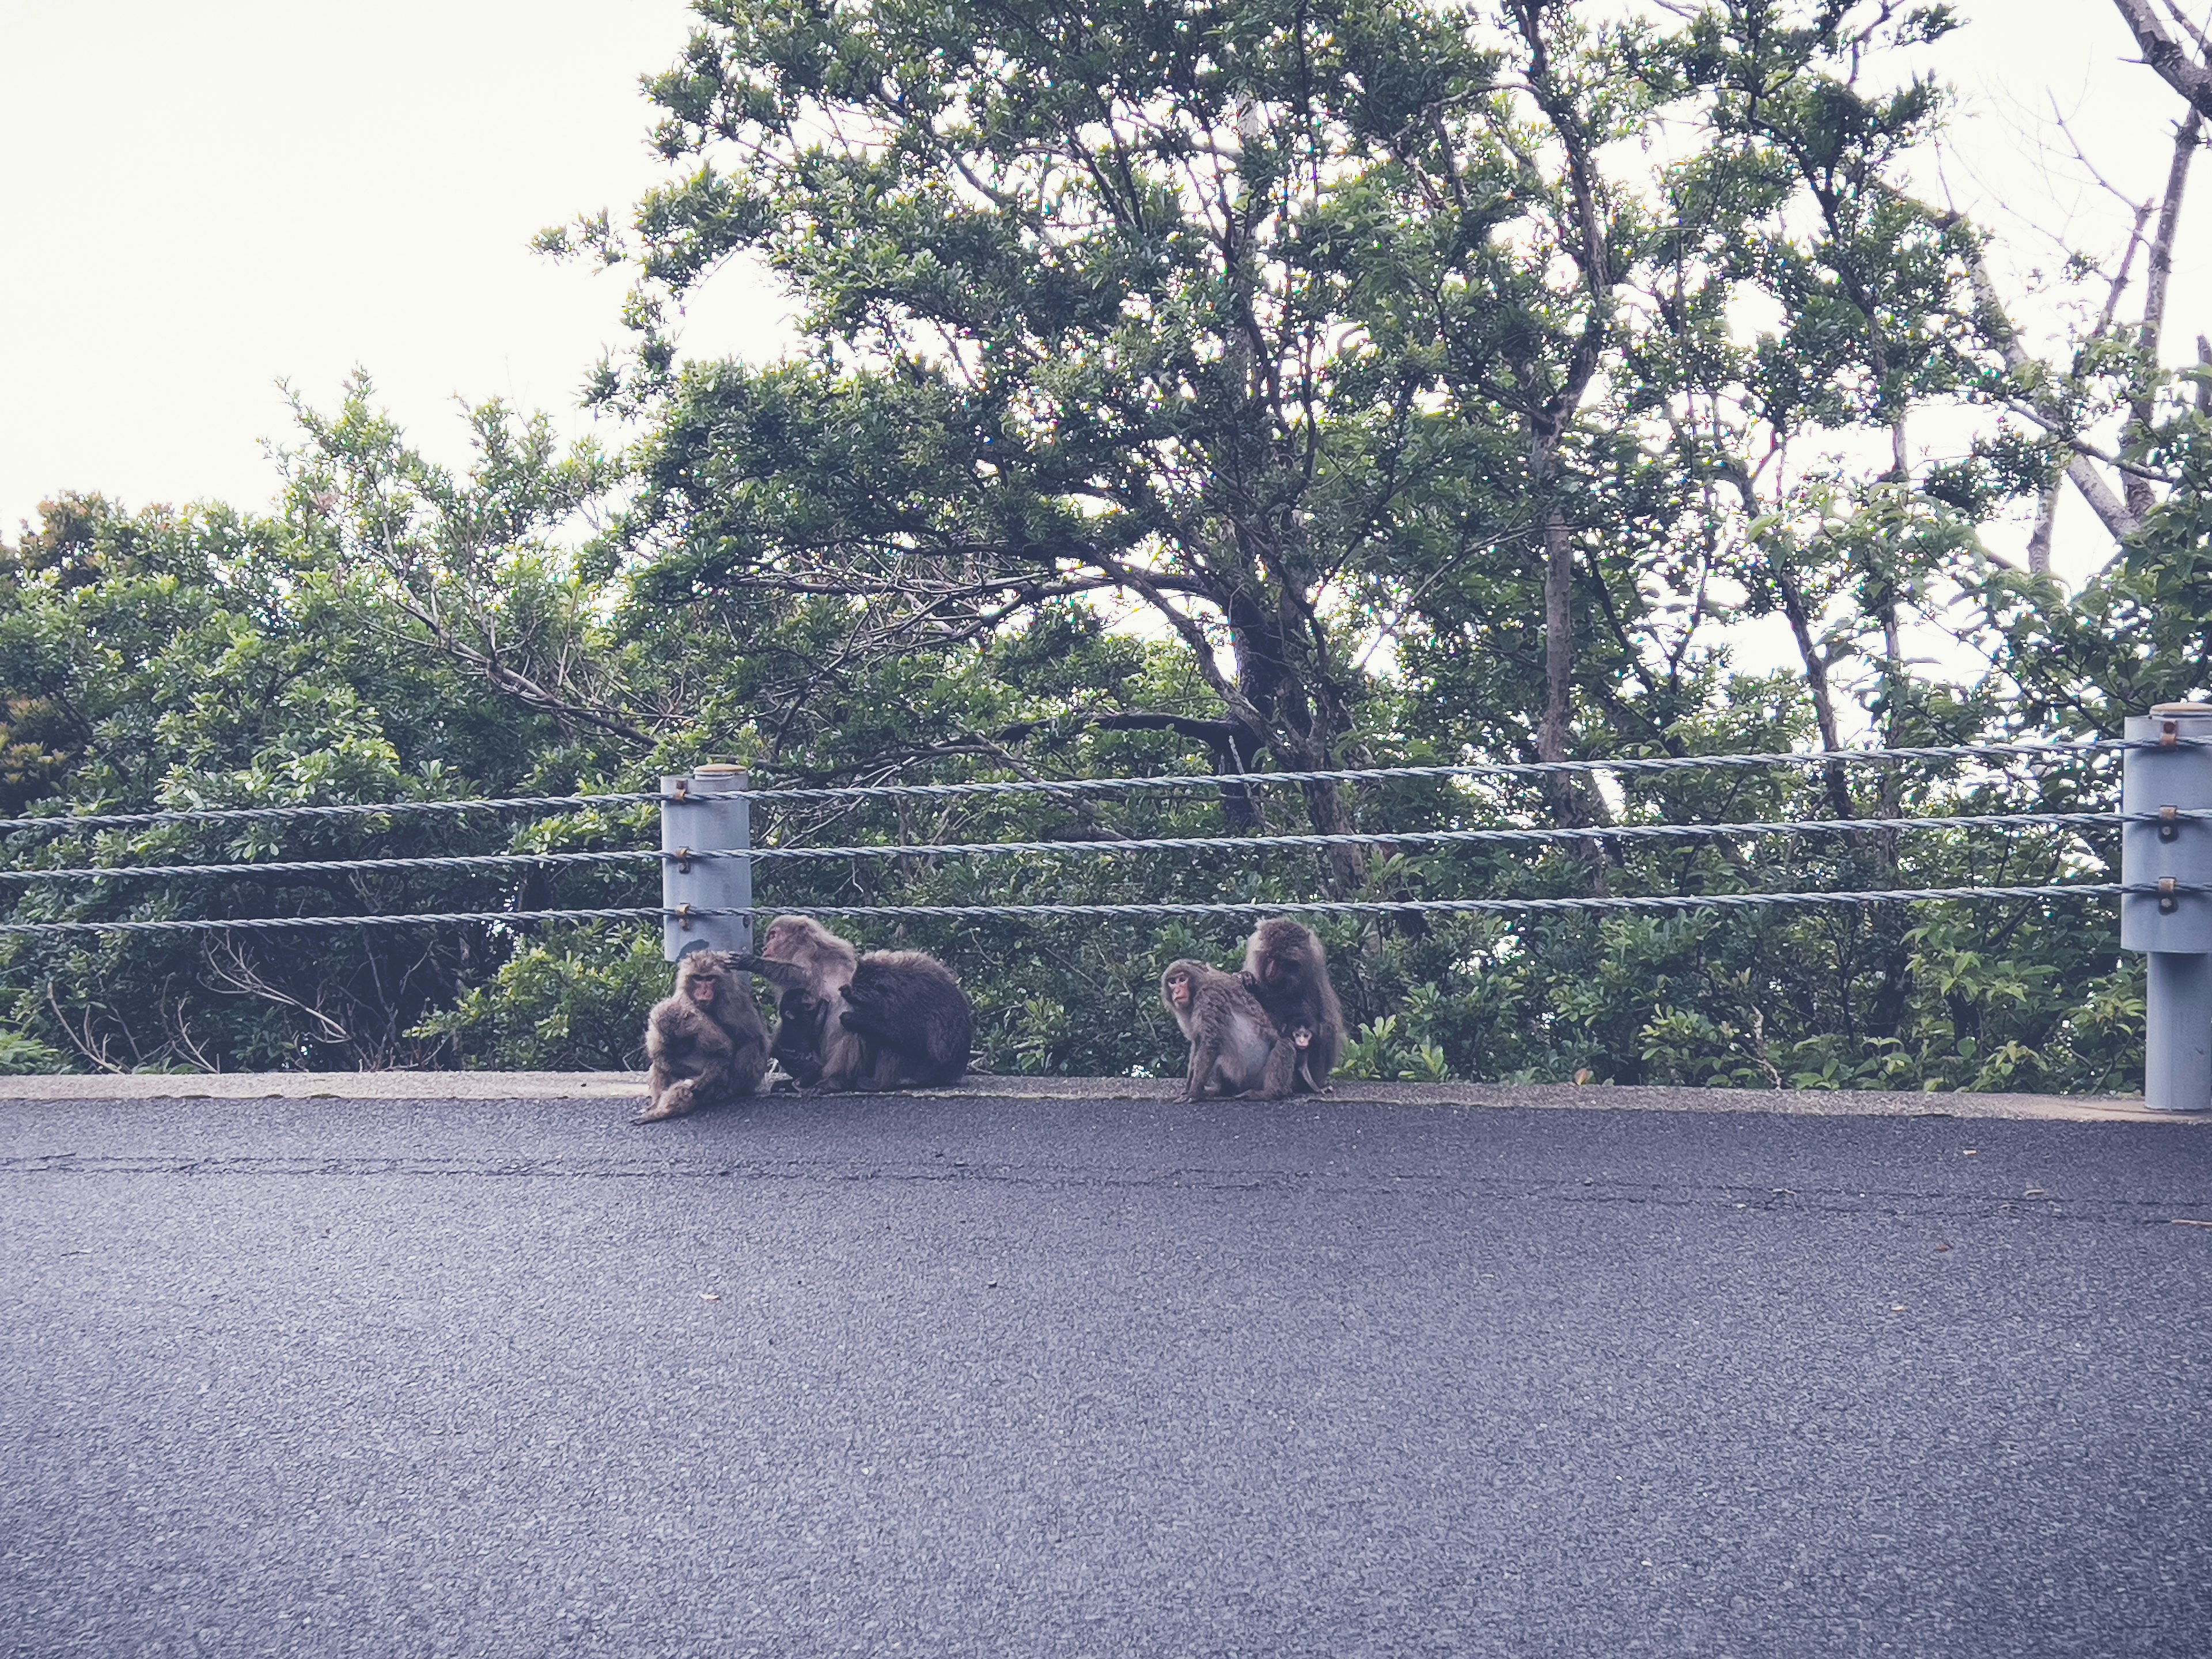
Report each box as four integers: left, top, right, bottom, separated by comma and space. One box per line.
2112, 0, 2212, 118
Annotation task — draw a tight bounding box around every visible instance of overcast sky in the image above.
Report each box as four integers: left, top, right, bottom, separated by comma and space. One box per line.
0, 0, 2202, 586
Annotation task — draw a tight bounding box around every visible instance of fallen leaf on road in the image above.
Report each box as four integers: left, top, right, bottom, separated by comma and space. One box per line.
1574, 1068, 1592, 1085
1891, 1304, 1908, 1312
2025, 1188, 2048, 1197
699, 1292, 722, 1301
1961, 1149, 1979, 1157
1936, 1243, 1952, 1252
2173, 1219, 2212, 1229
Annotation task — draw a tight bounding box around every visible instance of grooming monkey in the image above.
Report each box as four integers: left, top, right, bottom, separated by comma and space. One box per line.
731, 915, 865, 1088
639, 949, 771, 1122
839, 949, 973, 1086
1239, 918, 1346, 1092
733, 916, 972, 1089
1160, 958, 1300, 1102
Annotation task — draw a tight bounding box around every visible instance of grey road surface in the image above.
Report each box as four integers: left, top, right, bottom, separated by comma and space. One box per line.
3, 1086, 2210, 1658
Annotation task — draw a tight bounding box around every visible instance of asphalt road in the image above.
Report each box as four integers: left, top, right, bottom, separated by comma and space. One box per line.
3, 1088, 2209, 1658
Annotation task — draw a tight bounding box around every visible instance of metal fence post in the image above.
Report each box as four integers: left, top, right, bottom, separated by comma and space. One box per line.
2122, 703, 2212, 1112
661, 764, 754, 961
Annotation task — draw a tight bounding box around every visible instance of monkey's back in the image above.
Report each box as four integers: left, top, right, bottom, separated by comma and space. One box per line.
847, 950, 974, 1084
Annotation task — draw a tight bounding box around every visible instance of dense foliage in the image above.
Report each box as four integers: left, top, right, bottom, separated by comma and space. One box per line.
3, 0, 2207, 1090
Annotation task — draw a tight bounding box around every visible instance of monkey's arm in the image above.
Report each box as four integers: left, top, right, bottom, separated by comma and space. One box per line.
726, 954, 813, 994
1183, 1022, 1220, 1103
640, 1008, 733, 1122
1257, 1028, 1300, 1100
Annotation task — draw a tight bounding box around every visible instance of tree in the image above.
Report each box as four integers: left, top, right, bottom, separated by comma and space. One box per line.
554, 0, 1609, 858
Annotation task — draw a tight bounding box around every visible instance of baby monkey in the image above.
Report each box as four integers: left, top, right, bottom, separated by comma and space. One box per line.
1160, 958, 1304, 1103
639, 948, 771, 1123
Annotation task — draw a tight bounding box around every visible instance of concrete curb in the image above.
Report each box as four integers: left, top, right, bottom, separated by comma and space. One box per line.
0, 1070, 2199, 1123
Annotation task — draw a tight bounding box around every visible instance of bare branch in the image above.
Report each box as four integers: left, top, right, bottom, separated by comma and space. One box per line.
2025, 478, 2062, 577
2112, 0, 2212, 118
2129, 103, 2205, 514
1946, 212, 2147, 543
46, 982, 124, 1074
203, 939, 353, 1045
2161, 0, 2212, 56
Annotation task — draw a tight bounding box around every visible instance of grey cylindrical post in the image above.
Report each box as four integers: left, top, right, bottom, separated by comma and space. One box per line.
2122, 704, 2212, 1112
661, 765, 753, 961
2145, 952, 2212, 1116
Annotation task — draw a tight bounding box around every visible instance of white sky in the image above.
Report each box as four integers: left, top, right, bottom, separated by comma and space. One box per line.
0, 0, 2202, 590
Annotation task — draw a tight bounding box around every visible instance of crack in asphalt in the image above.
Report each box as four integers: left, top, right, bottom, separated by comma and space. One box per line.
2, 1153, 2201, 1225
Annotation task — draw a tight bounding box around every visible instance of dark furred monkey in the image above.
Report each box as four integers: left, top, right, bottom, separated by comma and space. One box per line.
639, 949, 771, 1122
1160, 958, 1298, 1102
839, 950, 973, 1086
766, 984, 834, 1086
1240, 918, 1346, 1091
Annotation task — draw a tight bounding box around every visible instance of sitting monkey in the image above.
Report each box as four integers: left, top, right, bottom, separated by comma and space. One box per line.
733, 917, 972, 1089
838, 949, 974, 1086
1160, 957, 1301, 1102
1239, 918, 1345, 1092
639, 949, 771, 1123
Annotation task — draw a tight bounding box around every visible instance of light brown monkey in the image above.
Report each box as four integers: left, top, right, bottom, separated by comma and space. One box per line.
839, 950, 973, 1086
1240, 919, 1345, 1091
1160, 958, 1299, 1102
639, 949, 771, 1123
730, 915, 865, 1088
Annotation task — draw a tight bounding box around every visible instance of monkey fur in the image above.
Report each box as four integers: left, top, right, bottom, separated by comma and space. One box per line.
839, 949, 974, 1087
731, 915, 865, 1089
1239, 918, 1345, 1091
766, 984, 834, 1086
1160, 958, 1300, 1102
733, 917, 971, 1089
639, 948, 771, 1123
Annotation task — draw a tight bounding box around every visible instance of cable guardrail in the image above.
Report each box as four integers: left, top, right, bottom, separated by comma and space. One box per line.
0, 792, 661, 836
732, 741, 2150, 806
0, 884, 2156, 937
0, 807, 2179, 885
0, 738, 2173, 938
0, 737, 2173, 838
5, 721, 2205, 1105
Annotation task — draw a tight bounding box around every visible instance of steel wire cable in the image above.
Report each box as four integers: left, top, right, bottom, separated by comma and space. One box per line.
728, 741, 2153, 806
0, 737, 2169, 836
0, 849, 669, 884
0, 882, 2157, 936
0, 793, 660, 836
0, 807, 2176, 885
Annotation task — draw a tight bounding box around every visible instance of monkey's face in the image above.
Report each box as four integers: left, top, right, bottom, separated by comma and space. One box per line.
761, 919, 822, 963
685, 970, 718, 1007
1162, 968, 1195, 1012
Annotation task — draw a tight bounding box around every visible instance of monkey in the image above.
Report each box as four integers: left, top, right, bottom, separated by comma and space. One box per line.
1160, 957, 1300, 1102
838, 949, 973, 1087
731, 917, 971, 1089
729, 915, 866, 1089
639, 948, 771, 1123
1239, 918, 1346, 1092
766, 984, 834, 1087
